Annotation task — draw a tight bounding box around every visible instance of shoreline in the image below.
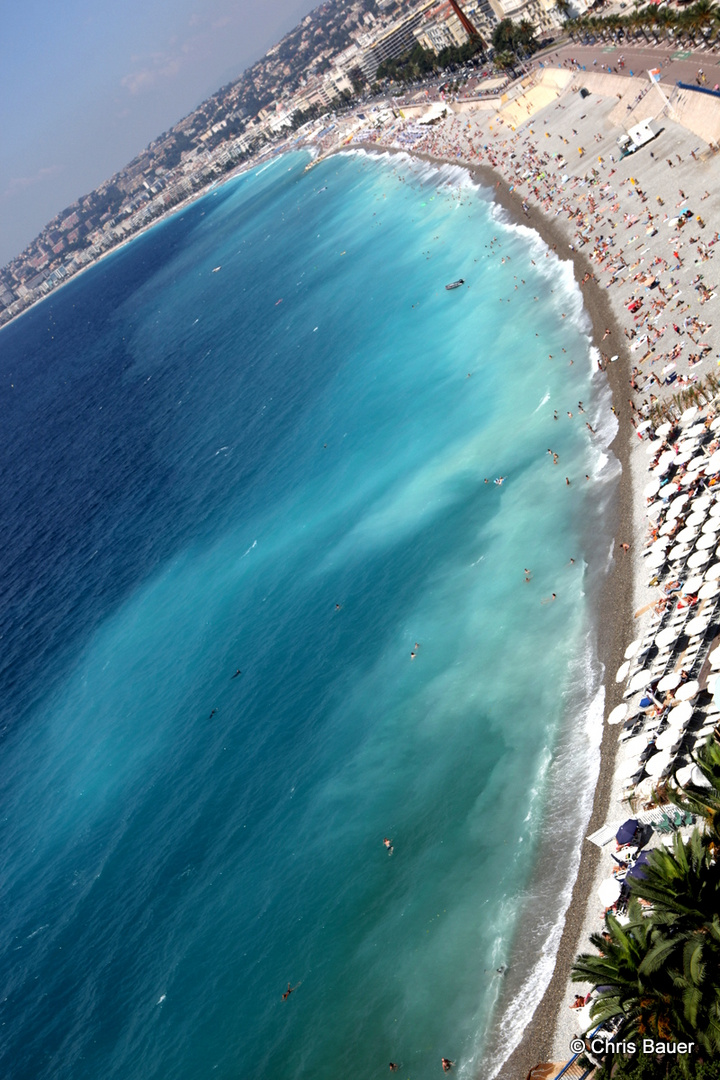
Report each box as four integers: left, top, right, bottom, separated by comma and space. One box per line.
347, 62, 719, 1075
352, 138, 637, 1079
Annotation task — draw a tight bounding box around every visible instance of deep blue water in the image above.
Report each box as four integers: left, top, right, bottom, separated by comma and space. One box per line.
0, 150, 616, 1079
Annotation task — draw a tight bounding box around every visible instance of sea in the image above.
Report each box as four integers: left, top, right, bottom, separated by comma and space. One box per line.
0, 148, 620, 1080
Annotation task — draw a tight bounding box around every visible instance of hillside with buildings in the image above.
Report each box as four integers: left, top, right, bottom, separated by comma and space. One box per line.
0, 0, 567, 325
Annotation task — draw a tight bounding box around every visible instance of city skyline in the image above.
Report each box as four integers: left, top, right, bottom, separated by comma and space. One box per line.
0, 0, 317, 265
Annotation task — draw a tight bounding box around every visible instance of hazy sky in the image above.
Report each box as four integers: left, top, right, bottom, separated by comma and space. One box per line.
0, 0, 318, 265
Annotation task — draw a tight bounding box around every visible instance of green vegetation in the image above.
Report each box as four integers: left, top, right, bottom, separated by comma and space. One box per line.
491, 17, 540, 59
375, 37, 484, 84
597, 1055, 720, 1079
566, 0, 720, 50
571, 737, 720, 1074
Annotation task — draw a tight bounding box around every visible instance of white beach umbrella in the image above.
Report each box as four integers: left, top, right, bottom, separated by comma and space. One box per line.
574, 1002, 598, 1034
676, 763, 710, 788
647, 439, 664, 456
635, 777, 658, 800
676, 679, 700, 701
653, 460, 673, 477
707, 673, 717, 694
706, 563, 720, 581
607, 702, 628, 725
687, 510, 708, 528
683, 574, 704, 593
628, 669, 654, 695
711, 416, 720, 433
698, 580, 720, 601
646, 550, 667, 570
624, 640, 641, 660
680, 472, 697, 488
685, 615, 710, 637
708, 648, 720, 669
657, 671, 682, 692
690, 765, 712, 789
687, 455, 707, 474
674, 451, 693, 467
710, 502, 720, 519
674, 526, 699, 544
667, 701, 694, 728
616, 660, 630, 683
650, 537, 671, 553
659, 449, 678, 470
656, 727, 682, 752
696, 532, 716, 550
706, 449, 720, 475
655, 421, 673, 438
637, 420, 653, 434
622, 734, 652, 760
655, 626, 679, 649
688, 550, 711, 569
659, 519, 678, 536
598, 877, 622, 906
646, 749, 673, 778
685, 423, 707, 439
702, 518, 720, 534
618, 755, 644, 780
693, 495, 714, 512
681, 406, 699, 425
668, 544, 689, 562
644, 477, 662, 499
668, 493, 690, 518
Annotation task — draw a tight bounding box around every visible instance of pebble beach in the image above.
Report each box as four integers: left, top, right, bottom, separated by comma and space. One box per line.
323, 62, 720, 1077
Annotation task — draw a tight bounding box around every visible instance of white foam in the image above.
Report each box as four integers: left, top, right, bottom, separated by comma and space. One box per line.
480, 642, 606, 1079
533, 391, 551, 414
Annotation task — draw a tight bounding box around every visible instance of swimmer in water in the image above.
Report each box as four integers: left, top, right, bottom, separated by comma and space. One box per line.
209, 708, 217, 719
442, 1059, 455, 1072
389, 1065, 399, 1072
282, 982, 299, 1001
232, 669, 242, 679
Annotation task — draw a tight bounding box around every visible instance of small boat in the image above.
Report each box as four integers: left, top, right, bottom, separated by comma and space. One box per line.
445, 279, 464, 290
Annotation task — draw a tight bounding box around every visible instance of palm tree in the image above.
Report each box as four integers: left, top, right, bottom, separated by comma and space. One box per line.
670, 735, 720, 839
629, 829, 720, 928
571, 900, 689, 1044
493, 50, 517, 72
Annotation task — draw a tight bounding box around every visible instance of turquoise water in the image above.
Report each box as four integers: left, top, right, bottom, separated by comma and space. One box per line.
0, 150, 616, 1079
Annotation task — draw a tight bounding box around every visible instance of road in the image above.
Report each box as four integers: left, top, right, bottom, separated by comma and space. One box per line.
377, 40, 720, 115
537, 40, 720, 92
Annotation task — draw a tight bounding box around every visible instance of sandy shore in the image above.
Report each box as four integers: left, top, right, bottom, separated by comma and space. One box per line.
343, 70, 720, 1078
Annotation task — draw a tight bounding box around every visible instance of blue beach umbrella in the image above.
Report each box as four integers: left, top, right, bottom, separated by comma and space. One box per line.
616, 819, 639, 845
626, 851, 651, 880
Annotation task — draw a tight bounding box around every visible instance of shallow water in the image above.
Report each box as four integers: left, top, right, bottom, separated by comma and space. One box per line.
0, 150, 617, 1079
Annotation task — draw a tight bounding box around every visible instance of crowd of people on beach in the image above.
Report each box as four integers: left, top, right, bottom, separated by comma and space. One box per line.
345, 67, 720, 1073
360, 80, 717, 434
